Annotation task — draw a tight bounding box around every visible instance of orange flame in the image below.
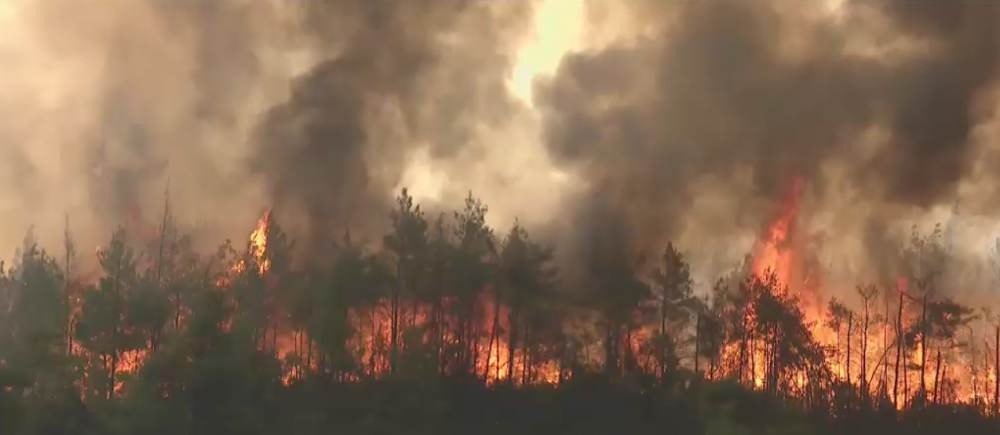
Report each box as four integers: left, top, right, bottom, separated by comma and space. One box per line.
751, 177, 803, 288
250, 210, 270, 274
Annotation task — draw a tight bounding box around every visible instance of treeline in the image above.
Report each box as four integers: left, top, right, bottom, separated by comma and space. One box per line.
0, 189, 998, 435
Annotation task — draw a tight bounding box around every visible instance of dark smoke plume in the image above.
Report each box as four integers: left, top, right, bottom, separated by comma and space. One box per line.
251, 0, 531, 248
0, 0, 530, 259
535, 0, 999, 269
2, 0, 998, 288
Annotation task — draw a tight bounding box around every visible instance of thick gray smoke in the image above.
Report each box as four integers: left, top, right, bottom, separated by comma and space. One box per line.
534, 0, 1000, 283
1, 0, 998, 293
0, 1, 304, 253
0, 0, 530, 261
252, 0, 531, 247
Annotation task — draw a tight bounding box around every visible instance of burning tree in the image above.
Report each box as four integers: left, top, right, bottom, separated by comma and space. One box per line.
4, 182, 1000, 435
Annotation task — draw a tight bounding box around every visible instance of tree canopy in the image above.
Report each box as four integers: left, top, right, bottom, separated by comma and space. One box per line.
0, 189, 997, 435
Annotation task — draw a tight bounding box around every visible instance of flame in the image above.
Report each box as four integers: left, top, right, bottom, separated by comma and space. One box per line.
739, 178, 996, 405
65, 185, 999, 405
336, 292, 561, 385
751, 177, 803, 289
745, 177, 809, 387
250, 210, 270, 274
220, 210, 271, 284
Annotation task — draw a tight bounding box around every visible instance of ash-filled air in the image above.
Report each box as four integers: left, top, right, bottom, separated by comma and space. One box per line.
0, 0, 997, 298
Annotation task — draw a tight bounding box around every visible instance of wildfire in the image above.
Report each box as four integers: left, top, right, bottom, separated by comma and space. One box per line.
744, 177, 810, 387
224, 210, 271, 281
751, 177, 803, 289
337, 292, 561, 385
736, 178, 1000, 407
249, 210, 271, 274
64, 185, 999, 406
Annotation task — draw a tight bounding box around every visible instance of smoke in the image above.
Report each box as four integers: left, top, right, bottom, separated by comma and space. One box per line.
0, 0, 532, 262
534, 0, 1000, 285
0, 1, 304, 255
252, 0, 532, 248
0, 0, 998, 296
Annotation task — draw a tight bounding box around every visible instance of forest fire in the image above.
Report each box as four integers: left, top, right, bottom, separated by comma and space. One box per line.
249, 210, 271, 274
751, 177, 804, 289
128, 187, 1000, 408
2, 0, 999, 431
10, 187, 1000, 418
329, 293, 560, 386
737, 177, 818, 390
229, 210, 271, 278
725, 178, 999, 411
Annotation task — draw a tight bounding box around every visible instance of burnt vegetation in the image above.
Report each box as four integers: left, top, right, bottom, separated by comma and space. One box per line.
1, 189, 999, 435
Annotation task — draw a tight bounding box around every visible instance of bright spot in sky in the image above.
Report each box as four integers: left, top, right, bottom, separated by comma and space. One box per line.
399, 1, 587, 207
508, 0, 585, 106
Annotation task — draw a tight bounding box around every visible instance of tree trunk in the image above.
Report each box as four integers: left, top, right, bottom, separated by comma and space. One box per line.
108, 351, 117, 400
151, 329, 160, 353
271, 319, 277, 353
469, 306, 480, 375
108, 244, 123, 399
846, 313, 853, 389
893, 292, 904, 408
626, 325, 634, 374
174, 290, 182, 330
694, 312, 701, 376
604, 323, 618, 377
861, 303, 870, 400
306, 330, 312, 375
738, 313, 748, 383
858, 301, 869, 401
390, 260, 401, 375
768, 328, 779, 394
920, 294, 928, 400
904, 354, 909, 408
659, 298, 668, 376
485, 297, 501, 382
155, 195, 169, 345
369, 310, 378, 375
507, 309, 519, 382
750, 332, 757, 388
437, 306, 446, 376
522, 326, 530, 384
933, 347, 941, 403
883, 296, 889, 397
994, 325, 999, 416
318, 351, 326, 379
64, 215, 73, 356
833, 323, 842, 376
970, 333, 977, 403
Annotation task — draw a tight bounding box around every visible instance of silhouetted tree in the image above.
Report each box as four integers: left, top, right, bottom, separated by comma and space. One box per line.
384, 188, 428, 375
650, 242, 694, 377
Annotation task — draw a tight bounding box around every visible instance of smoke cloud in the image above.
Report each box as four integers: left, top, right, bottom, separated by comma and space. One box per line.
252, 0, 531, 248
0, 0, 998, 295
534, 0, 1000, 285
0, 0, 532, 260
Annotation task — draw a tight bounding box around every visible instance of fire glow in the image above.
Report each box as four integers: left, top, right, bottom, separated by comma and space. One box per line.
70, 182, 1000, 412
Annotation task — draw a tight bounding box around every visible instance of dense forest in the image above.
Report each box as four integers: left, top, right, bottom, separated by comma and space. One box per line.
1, 188, 999, 435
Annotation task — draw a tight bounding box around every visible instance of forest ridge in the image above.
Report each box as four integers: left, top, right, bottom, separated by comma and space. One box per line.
0, 188, 999, 435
